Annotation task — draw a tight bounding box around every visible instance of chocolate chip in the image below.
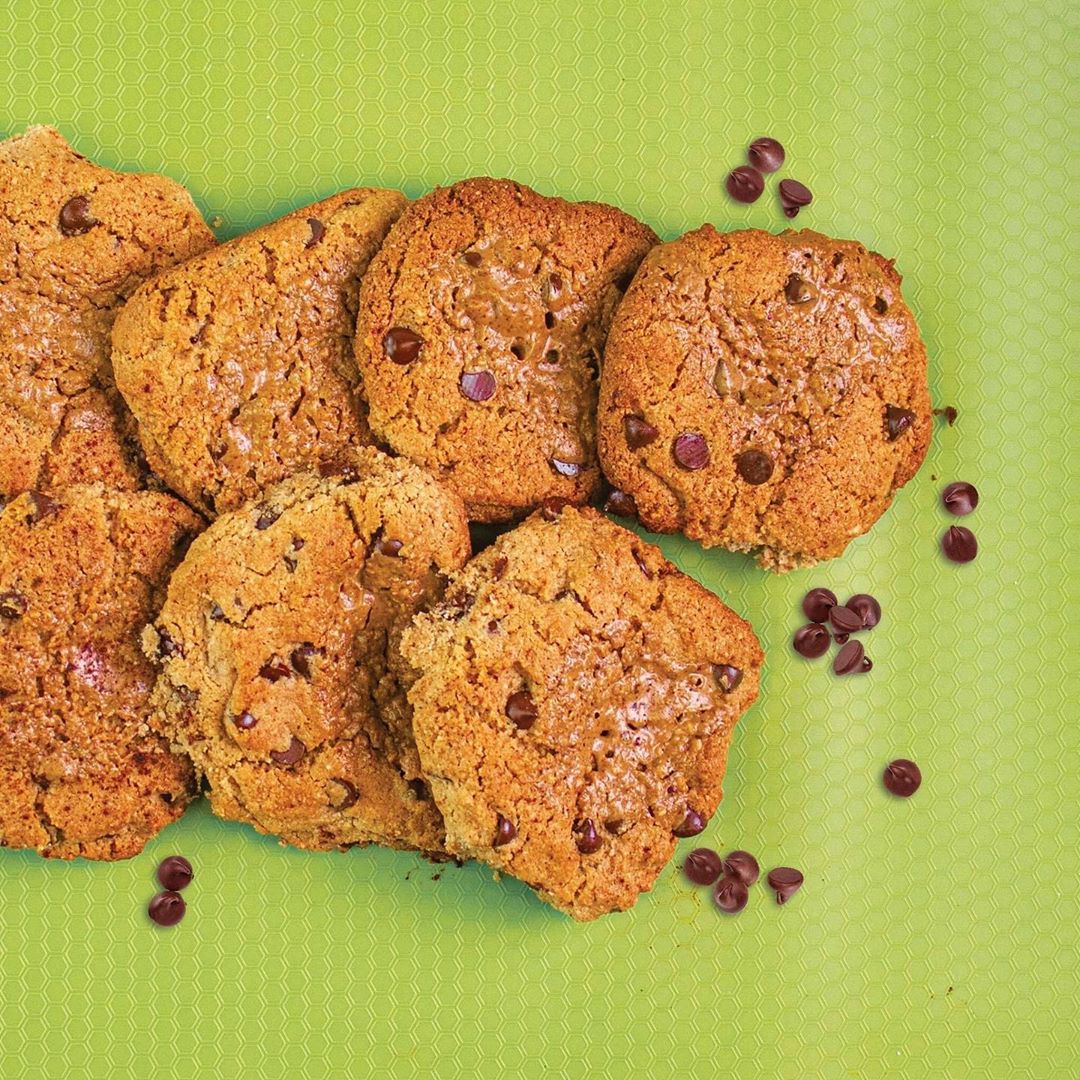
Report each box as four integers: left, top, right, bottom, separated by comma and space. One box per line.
793, 623, 830, 659
463, 251, 482, 267
383, 327, 423, 365
735, 449, 773, 484
255, 506, 280, 530
846, 594, 882, 630
673, 433, 710, 471
156, 856, 194, 891
330, 778, 360, 810
883, 758, 922, 797
58, 195, 96, 235
269, 736, 306, 766
290, 643, 318, 678
778, 179, 813, 214
258, 657, 292, 682
934, 406, 959, 426
873, 296, 889, 315
828, 605, 863, 634
0, 591, 28, 619
374, 534, 404, 557
683, 848, 723, 886
305, 218, 325, 248
148, 891, 186, 927
623, 415, 659, 450
941, 481, 979, 516
748, 137, 785, 173
784, 273, 818, 304
726, 165, 764, 204
941, 525, 978, 563
459, 370, 496, 402
574, 818, 602, 855
234, 711, 258, 731
712, 876, 749, 914
802, 587, 837, 622
722, 850, 760, 886
493, 814, 516, 847
783, 207, 800, 219
766, 866, 804, 904
713, 664, 743, 693
833, 632, 850, 646
673, 808, 706, 838
209, 604, 225, 621
631, 548, 653, 579
26, 491, 59, 524
506, 690, 538, 730
156, 628, 182, 660
550, 458, 582, 478
491, 554, 509, 579
885, 405, 916, 440
603, 488, 638, 519
544, 273, 564, 304
539, 497, 571, 521
833, 640, 872, 675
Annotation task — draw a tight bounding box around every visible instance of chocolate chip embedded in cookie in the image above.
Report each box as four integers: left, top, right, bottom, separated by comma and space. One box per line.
0, 485, 202, 860
112, 189, 407, 517
355, 178, 657, 522
0, 126, 215, 500
597, 227, 932, 570
400, 505, 763, 920
146, 448, 470, 854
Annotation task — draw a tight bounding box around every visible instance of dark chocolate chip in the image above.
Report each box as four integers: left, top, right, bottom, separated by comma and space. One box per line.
833, 632, 850, 646
778, 178, 813, 210
873, 296, 889, 315
255, 506, 280, 530
748, 137, 785, 173
885, 405, 916, 440
148, 891, 186, 927
941, 482, 979, 516
683, 848, 724, 886
574, 818, 602, 855
783, 206, 800, 219
829, 605, 863, 634
258, 657, 292, 682
802, 587, 837, 622
883, 758, 922, 797
506, 690, 538, 730
0, 591, 28, 619
605, 819, 626, 835
735, 449, 773, 484
846, 594, 882, 630
784, 273, 818, 304
463, 250, 482, 267
491, 555, 509, 579
26, 491, 59, 523
290, 643, 318, 678
383, 327, 423, 365
544, 273, 564, 304
934, 406, 959, 426
234, 711, 258, 731
833, 640, 872, 675
722, 850, 760, 886
157, 628, 182, 660
603, 488, 638, 519
305, 217, 325, 248
793, 623, 830, 659
713, 664, 743, 693
493, 814, 516, 847
766, 866, 804, 904
623, 415, 659, 450
726, 165, 764, 204
631, 548, 653, 579
673, 808, 706, 838
459, 370, 496, 402
539, 497, 571, 521
712, 876, 749, 914
156, 856, 194, 891
551, 458, 582, 478
673, 433, 710, 471
330, 778, 360, 810
58, 195, 96, 235
374, 534, 404, 557
941, 525, 978, 563
269, 736, 306, 766
209, 604, 225, 621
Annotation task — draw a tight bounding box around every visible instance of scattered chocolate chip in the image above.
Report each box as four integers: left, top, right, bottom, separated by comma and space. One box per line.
778, 179, 813, 216
269, 736, 306, 766
463, 250, 482, 267
544, 273, 564, 304
683, 848, 724, 886
735, 449, 773, 484
766, 866, 804, 904
713, 664, 743, 693
833, 632, 850, 646
157, 628, 182, 660
713, 876, 749, 914
290, 643, 318, 678
802, 587, 837, 622
550, 458, 582, 478
833, 640, 872, 676
506, 690, 538, 730
539, 497, 571, 521
234, 711, 258, 731
305, 217, 325, 248
58, 195, 96, 235
375, 535, 404, 557
383, 327, 423, 365
330, 778, 360, 810
603, 488, 638, 519
459, 370, 496, 402
884, 405, 916, 440
156, 856, 194, 891
493, 814, 516, 847
26, 491, 59, 524
747, 137, 785, 173
574, 818, 602, 855
873, 296, 889, 315
717, 851, 757, 887
318, 460, 360, 483
258, 657, 292, 682
726, 165, 764, 204
604, 819, 626, 835
148, 891, 186, 927
782, 207, 800, 219
933, 406, 959, 426
631, 548, 653, 578
846, 594, 882, 630
941, 482, 979, 516
673, 808, 706, 838
283, 555, 297, 573
0, 590, 28, 619
829, 605, 863, 634
883, 758, 922, 797
491, 555, 509, 579
623, 415, 659, 450
793, 623, 830, 658
784, 273, 818, 304
674, 433, 710, 470
941, 525, 978, 563
255, 506, 280, 530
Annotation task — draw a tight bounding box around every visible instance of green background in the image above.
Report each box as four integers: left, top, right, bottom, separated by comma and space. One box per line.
1, 1, 1077, 1077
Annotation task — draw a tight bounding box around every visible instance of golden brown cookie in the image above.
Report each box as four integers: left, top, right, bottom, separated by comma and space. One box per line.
0, 125, 215, 501
112, 189, 406, 518
146, 449, 470, 853
0, 485, 202, 860
597, 227, 932, 570
354, 178, 657, 522
400, 505, 763, 920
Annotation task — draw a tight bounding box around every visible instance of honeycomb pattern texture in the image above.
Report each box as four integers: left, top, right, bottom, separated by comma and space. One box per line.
1, 2, 1077, 1078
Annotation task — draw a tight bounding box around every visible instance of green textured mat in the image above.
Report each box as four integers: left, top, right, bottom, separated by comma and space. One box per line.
1, 2, 1077, 1077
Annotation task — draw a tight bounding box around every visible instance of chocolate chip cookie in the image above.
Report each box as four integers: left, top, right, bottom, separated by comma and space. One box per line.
112, 189, 406, 517
598, 227, 932, 570
0, 126, 215, 502
146, 449, 469, 853
355, 178, 657, 522
400, 504, 763, 920
0, 486, 202, 860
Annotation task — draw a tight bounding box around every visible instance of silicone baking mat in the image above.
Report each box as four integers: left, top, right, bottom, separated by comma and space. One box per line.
1, 2, 1076, 1077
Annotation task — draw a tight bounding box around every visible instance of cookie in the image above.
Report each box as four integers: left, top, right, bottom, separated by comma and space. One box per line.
400, 505, 763, 920
112, 189, 406, 517
355, 178, 657, 522
146, 449, 470, 853
597, 227, 932, 570
0, 125, 215, 502
0, 486, 202, 860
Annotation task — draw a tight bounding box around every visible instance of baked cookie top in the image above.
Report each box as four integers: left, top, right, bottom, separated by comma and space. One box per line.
112, 189, 406, 518
0, 485, 202, 860
400, 505, 763, 920
597, 226, 932, 570
0, 125, 215, 501
354, 178, 657, 522
146, 449, 470, 854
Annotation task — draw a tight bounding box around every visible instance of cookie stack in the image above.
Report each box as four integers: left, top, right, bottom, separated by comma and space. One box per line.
1, 127, 931, 919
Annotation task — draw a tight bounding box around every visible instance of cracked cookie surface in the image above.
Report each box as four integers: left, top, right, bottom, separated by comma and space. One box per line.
0, 485, 202, 860
0, 125, 215, 502
354, 178, 657, 522
112, 188, 406, 518
146, 448, 470, 853
597, 226, 932, 570
400, 505, 763, 920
